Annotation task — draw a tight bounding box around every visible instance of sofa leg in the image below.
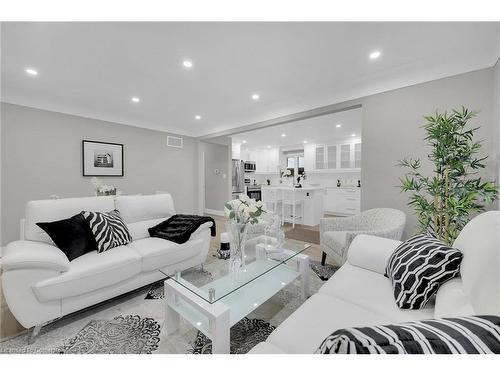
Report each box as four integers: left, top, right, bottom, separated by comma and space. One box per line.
321, 252, 327, 266
28, 324, 42, 345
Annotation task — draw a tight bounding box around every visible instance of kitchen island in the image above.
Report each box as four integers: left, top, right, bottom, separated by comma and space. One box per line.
261, 185, 325, 226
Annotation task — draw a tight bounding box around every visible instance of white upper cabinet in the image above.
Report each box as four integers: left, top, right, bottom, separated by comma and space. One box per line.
354, 142, 362, 168
315, 145, 326, 169
340, 144, 351, 169
309, 141, 361, 172
247, 147, 280, 173
327, 145, 337, 169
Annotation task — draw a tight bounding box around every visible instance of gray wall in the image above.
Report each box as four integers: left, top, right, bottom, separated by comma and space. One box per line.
361, 68, 497, 238
199, 140, 231, 212
1, 103, 199, 245
494, 59, 500, 208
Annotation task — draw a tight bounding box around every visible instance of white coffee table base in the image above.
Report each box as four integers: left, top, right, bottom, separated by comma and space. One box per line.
163, 251, 310, 354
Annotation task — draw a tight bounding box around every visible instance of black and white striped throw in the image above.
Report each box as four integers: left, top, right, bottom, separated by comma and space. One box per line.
148, 214, 216, 244
82, 210, 132, 253
385, 234, 463, 309
316, 316, 500, 354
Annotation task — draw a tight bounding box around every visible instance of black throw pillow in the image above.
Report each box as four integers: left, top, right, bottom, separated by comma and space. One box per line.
37, 213, 98, 261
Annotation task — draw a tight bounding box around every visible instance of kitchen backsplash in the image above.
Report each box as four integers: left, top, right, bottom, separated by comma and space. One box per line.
244, 171, 361, 188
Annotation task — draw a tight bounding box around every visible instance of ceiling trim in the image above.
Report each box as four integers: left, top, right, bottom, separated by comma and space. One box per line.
198, 99, 363, 140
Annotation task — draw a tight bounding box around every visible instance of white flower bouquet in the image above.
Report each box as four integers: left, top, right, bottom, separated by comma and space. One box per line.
224, 194, 267, 224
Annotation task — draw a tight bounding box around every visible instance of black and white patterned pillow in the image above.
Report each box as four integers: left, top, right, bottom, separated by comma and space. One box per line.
81, 210, 132, 253
385, 234, 463, 309
316, 315, 500, 354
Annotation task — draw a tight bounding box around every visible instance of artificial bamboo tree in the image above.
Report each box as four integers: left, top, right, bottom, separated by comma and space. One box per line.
399, 106, 498, 245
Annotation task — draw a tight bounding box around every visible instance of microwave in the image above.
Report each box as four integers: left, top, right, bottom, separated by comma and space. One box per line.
244, 161, 256, 173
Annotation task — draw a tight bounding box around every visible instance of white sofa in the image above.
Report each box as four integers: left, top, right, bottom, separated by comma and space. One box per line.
1, 194, 212, 332
250, 210, 500, 354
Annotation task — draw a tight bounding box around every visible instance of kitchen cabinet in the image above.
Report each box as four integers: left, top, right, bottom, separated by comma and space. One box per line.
325, 187, 360, 216
246, 147, 280, 174
310, 141, 361, 172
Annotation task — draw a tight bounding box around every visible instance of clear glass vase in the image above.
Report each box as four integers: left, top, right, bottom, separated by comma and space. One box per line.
226, 221, 248, 277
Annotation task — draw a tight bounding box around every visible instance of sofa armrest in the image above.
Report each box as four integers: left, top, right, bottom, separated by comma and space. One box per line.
346, 234, 402, 275
188, 222, 213, 241
1, 240, 70, 272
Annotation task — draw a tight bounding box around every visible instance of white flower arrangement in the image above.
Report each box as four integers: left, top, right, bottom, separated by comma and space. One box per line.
224, 194, 267, 225
90, 177, 116, 196
281, 169, 292, 178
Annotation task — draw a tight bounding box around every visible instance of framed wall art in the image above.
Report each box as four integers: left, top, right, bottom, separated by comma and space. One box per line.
82, 140, 124, 177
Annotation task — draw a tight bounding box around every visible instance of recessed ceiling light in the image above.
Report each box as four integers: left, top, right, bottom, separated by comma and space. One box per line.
195, 115, 202, 120
25, 68, 38, 76
242, 140, 247, 144
131, 97, 140, 103
267, 145, 271, 148
251, 93, 260, 101
303, 140, 308, 144
369, 51, 381, 60
182, 60, 193, 68
281, 133, 286, 137
336, 124, 342, 128
351, 133, 356, 137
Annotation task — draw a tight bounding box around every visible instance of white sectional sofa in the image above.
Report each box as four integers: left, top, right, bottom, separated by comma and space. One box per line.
250, 210, 500, 354
1, 194, 212, 332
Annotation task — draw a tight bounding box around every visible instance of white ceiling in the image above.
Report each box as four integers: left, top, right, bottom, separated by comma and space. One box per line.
1, 22, 499, 137
232, 108, 362, 150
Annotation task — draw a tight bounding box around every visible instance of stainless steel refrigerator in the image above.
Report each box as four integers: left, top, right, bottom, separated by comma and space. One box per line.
231, 159, 245, 198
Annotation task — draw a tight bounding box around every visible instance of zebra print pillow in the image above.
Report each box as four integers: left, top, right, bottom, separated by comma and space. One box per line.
316, 316, 500, 354
385, 234, 462, 309
81, 210, 132, 253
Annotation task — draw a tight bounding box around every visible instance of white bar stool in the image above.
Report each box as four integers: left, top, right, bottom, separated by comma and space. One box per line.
281, 188, 304, 228
262, 188, 282, 223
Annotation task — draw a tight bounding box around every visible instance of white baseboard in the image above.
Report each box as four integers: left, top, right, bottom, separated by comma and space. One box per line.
204, 209, 225, 217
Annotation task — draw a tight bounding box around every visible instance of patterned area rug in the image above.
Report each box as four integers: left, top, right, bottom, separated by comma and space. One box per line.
55, 315, 161, 354
309, 260, 339, 281
144, 280, 166, 300
189, 318, 275, 354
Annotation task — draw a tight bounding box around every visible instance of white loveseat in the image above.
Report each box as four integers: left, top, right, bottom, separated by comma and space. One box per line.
250, 210, 500, 353
1, 194, 212, 331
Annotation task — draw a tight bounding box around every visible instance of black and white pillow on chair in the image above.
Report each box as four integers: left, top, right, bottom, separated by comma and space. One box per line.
385, 234, 463, 309
81, 209, 132, 253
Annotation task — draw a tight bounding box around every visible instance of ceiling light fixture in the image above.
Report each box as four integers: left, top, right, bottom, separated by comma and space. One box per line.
195, 115, 202, 120
281, 133, 286, 137
303, 140, 308, 144
182, 60, 193, 68
25, 68, 38, 76
251, 93, 260, 101
336, 124, 342, 128
131, 97, 140, 103
369, 50, 381, 60
267, 145, 271, 148
352, 133, 356, 137
242, 140, 247, 144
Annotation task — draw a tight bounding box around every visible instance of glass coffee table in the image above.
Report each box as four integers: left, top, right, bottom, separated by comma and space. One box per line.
160, 236, 311, 354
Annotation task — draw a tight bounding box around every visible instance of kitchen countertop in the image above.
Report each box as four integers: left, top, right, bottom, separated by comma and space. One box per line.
261, 185, 325, 190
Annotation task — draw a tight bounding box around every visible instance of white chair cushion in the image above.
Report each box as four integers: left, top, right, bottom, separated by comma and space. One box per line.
127, 217, 169, 241
33, 245, 141, 301
114, 194, 175, 224
434, 278, 474, 318
129, 237, 201, 272
322, 231, 347, 254
318, 263, 435, 322
24, 196, 115, 243
265, 293, 392, 353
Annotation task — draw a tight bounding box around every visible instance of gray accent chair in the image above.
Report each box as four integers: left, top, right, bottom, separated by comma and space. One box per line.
320, 208, 406, 266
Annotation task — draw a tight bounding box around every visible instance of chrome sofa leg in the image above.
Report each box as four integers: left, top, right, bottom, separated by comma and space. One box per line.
27, 324, 42, 344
